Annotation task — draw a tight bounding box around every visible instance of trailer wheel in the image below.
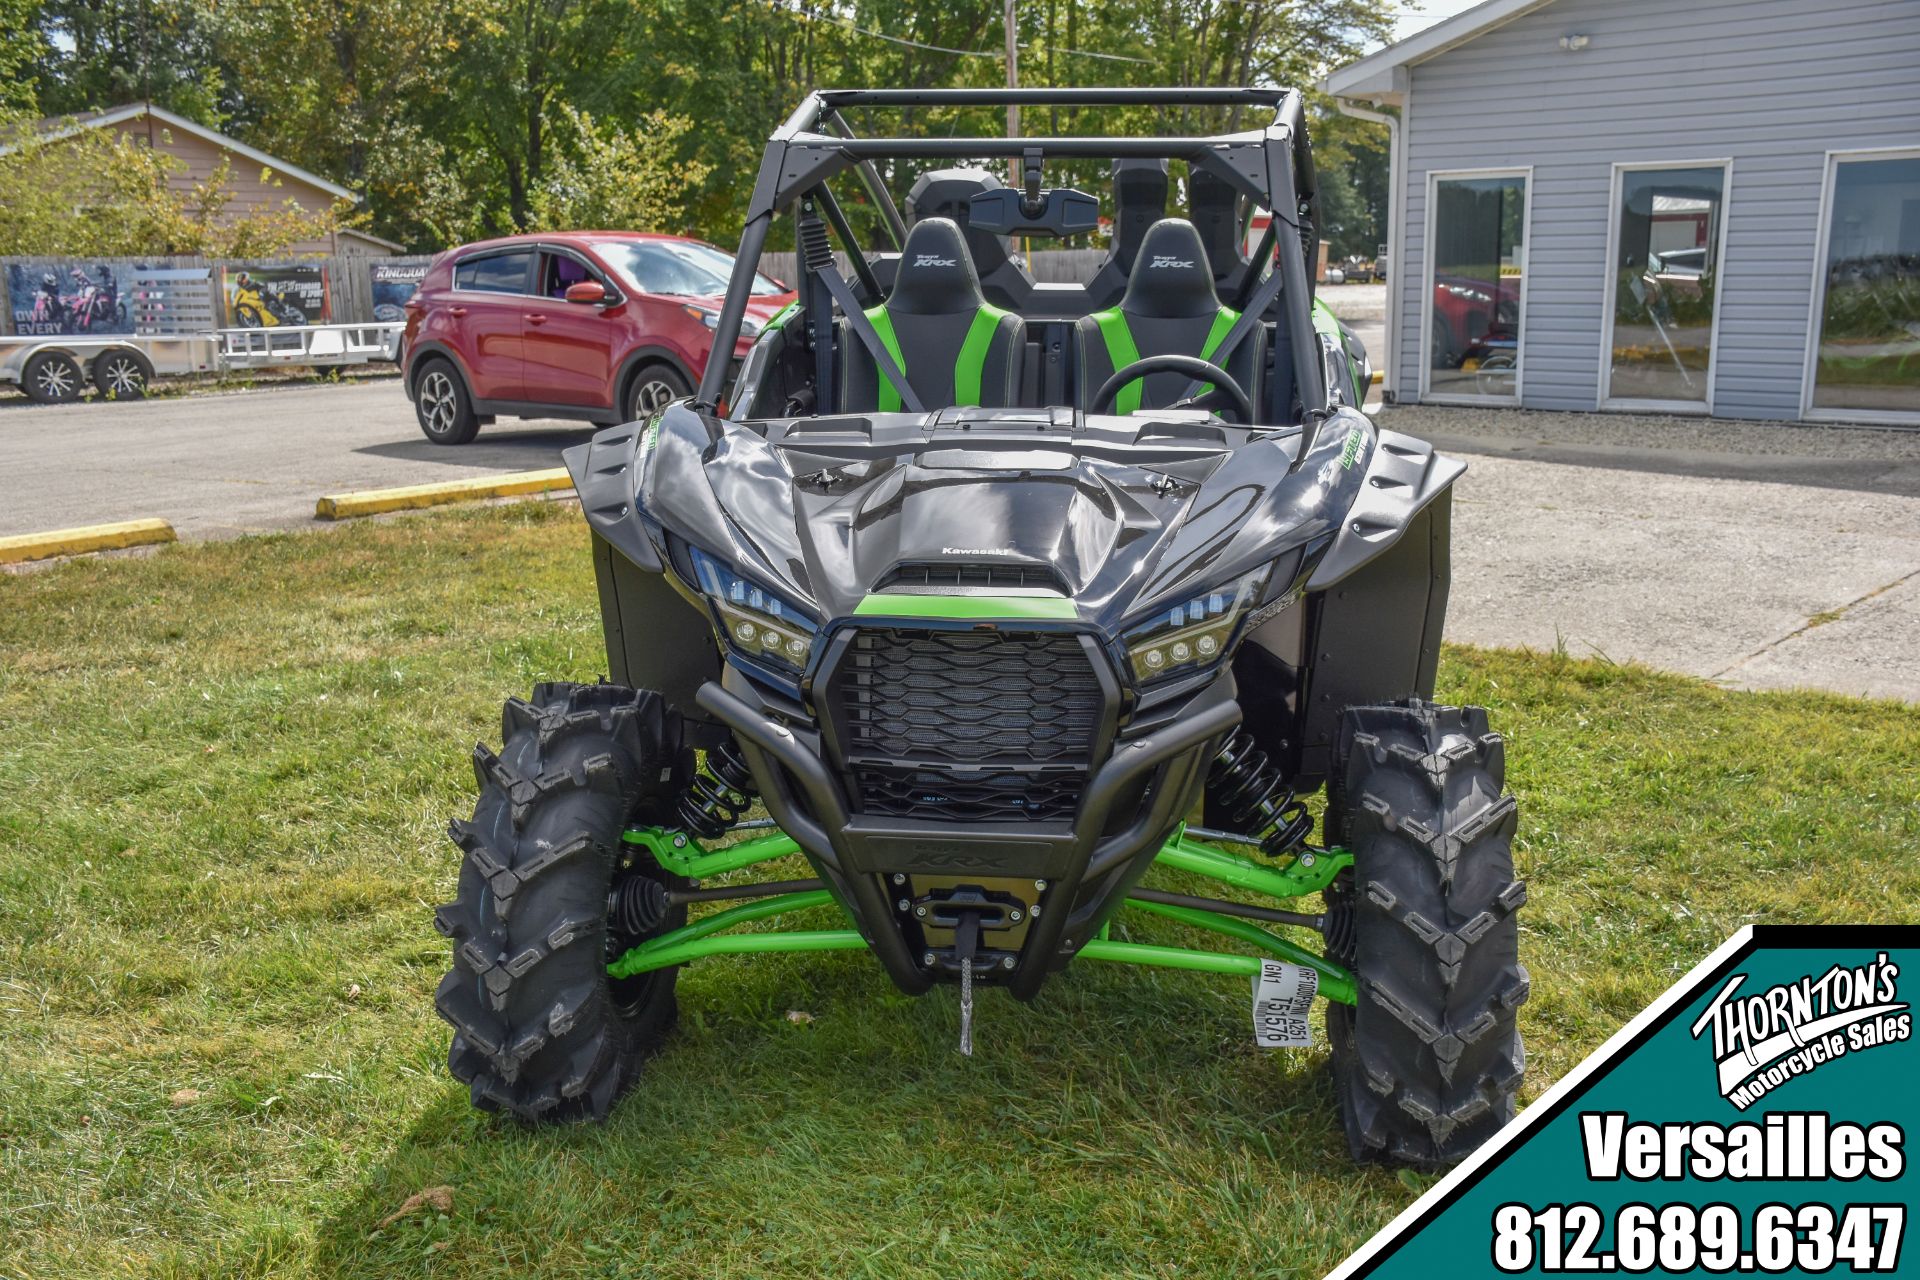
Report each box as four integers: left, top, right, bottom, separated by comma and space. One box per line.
23, 351, 85, 404
93, 349, 154, 400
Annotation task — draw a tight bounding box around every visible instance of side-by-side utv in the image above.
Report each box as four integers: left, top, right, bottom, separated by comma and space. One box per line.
434, 87, 1527, 1167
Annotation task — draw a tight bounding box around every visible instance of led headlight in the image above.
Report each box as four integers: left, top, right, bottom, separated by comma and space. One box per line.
690, 548, 818, 673
1123, 568, 1268, 684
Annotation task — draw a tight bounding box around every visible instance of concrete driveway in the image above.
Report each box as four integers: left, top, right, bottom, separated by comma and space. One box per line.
1389, 405, 1920, 703
4, 378, 1917, 703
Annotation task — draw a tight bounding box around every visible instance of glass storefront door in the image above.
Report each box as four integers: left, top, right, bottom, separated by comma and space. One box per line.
1426, 172, 1528, 401
1604, 164, 1728, 407
1809, 151, 1920, 421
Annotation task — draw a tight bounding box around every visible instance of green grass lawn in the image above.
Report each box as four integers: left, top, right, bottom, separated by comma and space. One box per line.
2, 502, 1916, 1279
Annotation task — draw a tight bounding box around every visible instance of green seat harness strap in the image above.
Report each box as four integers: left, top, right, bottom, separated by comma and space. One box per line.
864, 302, 1012, 411
954, 304, 1011, 407
1091, 306, 1241, 415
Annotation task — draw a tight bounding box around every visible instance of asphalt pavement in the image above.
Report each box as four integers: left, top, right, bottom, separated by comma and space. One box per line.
0, 377, 595, 541
3, 370, 1918, 704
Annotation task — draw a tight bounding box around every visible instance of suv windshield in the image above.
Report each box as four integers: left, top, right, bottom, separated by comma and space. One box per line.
595, 240, 785, 298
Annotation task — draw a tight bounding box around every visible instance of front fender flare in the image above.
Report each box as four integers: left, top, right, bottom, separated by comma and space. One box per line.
1305, 427, 1465, 590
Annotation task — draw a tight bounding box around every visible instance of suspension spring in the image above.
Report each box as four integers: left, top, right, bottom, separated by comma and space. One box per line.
674, 737, 758, 839
1209, 729, 1316, 861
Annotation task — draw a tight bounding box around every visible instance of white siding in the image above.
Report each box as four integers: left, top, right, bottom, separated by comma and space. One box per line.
1396, 0, 1920, 418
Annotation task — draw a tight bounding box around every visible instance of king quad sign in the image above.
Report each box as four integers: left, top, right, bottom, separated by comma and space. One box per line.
1330, 926, 1916, 1278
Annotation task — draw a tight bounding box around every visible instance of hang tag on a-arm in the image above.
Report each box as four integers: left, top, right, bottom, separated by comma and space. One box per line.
1251, 959, 1318, 1048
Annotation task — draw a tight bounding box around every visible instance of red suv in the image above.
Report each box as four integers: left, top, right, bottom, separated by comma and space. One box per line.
401, 232, 794, 444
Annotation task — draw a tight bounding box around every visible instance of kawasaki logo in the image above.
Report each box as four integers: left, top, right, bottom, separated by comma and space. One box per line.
1149, 256, 1195, 269
941, 547, 1015, 556
914, 254, 957, 267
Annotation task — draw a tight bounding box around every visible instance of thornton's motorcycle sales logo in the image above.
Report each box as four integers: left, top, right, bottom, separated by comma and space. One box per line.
1690, 952, 1911, 1109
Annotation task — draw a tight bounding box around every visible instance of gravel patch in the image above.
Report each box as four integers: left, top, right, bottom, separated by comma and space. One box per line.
1378, 404, 1920, 461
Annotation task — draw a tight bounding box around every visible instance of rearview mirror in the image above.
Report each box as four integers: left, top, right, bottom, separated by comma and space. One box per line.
967, 186, 1099, 238
564, 280, 608, 305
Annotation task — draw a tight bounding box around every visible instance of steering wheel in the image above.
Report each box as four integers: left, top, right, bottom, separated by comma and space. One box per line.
1088, 353, 1254, 424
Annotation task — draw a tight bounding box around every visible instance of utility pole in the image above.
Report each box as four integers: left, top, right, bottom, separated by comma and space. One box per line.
1004, 0, 1020, 186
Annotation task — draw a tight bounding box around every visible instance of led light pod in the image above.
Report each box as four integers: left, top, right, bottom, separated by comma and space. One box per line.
691, 548, 819, 674
1122, 568, 1269, 684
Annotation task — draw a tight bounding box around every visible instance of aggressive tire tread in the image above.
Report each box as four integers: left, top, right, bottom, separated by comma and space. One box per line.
435, 681, 684, 1122
1326, 699, 1528, 1167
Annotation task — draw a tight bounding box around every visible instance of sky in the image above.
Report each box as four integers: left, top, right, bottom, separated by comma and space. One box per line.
1386, 0, 1488, 46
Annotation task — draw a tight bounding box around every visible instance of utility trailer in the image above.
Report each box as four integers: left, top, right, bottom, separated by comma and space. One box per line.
0, 322, 404, 405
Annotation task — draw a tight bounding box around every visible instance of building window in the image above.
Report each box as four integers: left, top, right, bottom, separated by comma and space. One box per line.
1806, 149, 1920, 422
1424, 170, 1528, 402
1602, 162, 1729, 410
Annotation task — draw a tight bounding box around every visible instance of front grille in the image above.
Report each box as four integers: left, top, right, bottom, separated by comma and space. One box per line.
855, 763, 1087, 823
836, 628, 1103, 822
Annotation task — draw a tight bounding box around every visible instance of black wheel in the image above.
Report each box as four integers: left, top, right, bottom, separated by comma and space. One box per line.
93, 348, 154, 399
23, 351, 85, 404
626, 363, 689, 421
435, 682, 689, 1122
1323, 700, 1528, 1168
414, 358, 481, 445
236, 304, 263, 328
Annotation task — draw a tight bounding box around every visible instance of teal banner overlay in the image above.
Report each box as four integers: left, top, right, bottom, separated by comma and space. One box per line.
1335, 926, 1916, 1278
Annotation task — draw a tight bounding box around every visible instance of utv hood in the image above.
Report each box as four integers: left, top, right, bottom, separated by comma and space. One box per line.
566, 404, 1458, 633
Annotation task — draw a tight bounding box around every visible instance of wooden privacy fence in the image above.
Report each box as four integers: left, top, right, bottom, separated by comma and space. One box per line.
760, 248, 1105, 288
1, 253, 439, 335
3, 246, 1107, 335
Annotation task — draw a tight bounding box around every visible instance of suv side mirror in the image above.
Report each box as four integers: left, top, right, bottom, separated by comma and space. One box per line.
564, 280, 609, 305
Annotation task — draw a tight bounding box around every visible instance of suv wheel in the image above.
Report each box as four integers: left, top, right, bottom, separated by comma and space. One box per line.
627, 365, 689, 421
415, 359, 481, 445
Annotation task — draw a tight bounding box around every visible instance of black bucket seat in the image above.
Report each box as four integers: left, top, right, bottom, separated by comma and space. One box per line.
839, 218, 1026, 412
1074, 218, 1265, 418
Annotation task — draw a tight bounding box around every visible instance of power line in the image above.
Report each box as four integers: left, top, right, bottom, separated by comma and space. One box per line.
760, 0, 1150, 65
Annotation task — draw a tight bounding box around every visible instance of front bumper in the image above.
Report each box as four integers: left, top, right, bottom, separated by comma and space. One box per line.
695, 671, 1241, 998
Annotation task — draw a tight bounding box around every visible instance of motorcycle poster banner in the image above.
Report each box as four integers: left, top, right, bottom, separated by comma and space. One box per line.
6, 261, 134, 336
219, 263, 330, 329
128, 267, 217, 335
368, 260, 427, 322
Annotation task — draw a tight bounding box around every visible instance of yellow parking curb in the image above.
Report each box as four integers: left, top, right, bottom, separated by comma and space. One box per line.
0, 518, 177, 565
316, 468, 575, 520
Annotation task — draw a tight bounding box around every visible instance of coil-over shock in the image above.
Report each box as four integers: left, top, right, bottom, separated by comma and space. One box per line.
1209, 729, 1316, 861
674, 736, 758, 839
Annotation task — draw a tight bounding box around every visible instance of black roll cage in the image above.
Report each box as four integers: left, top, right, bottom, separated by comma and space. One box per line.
697, 87, 1331, 468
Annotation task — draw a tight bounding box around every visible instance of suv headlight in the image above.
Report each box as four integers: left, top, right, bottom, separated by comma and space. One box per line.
1122, 568, 1269, 684
690, 548, 817, 672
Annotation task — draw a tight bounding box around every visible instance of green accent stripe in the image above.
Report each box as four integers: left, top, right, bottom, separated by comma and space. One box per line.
1089, 307, 1144, 414
1093, 305, 1240, 413
953, 304, 1008, 407
853, 594, 1078, 621
1199, 306, 1239, 362
863, 305, 909, 412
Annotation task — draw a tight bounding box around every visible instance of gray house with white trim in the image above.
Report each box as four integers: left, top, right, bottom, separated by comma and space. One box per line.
1324, 0, 1920, 425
